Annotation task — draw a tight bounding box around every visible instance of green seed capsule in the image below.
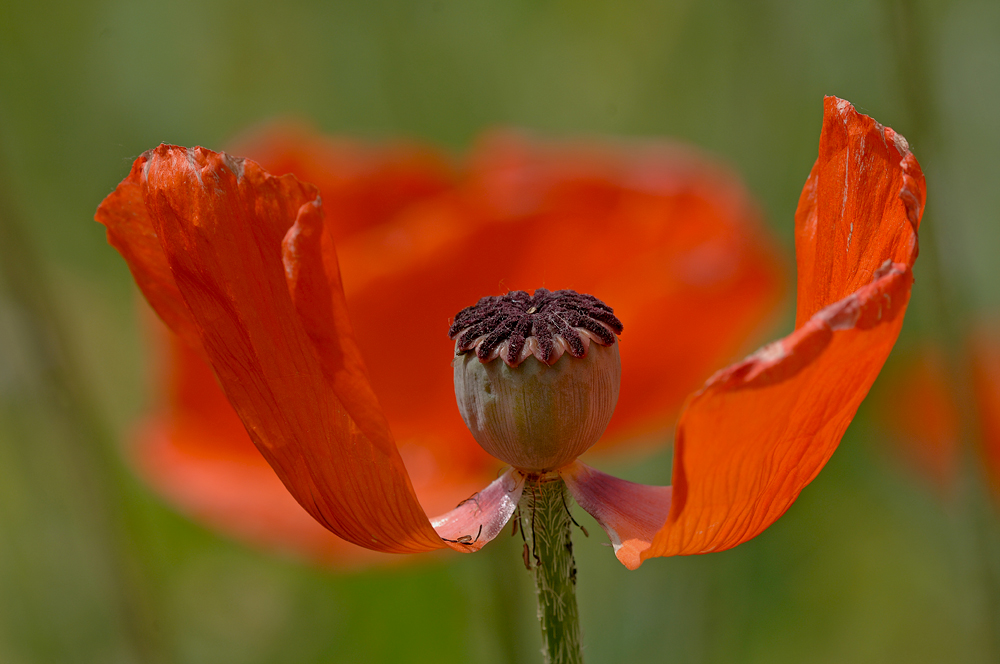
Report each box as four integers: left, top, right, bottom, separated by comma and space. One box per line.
453, 341, 621, 472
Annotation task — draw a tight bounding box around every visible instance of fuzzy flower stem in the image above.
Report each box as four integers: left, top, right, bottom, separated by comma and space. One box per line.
519, 475, 584, 664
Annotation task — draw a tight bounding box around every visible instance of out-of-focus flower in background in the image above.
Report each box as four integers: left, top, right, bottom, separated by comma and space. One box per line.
871, 345, 961, 492
872, 325, 1000, 501
124, 122, 784, 565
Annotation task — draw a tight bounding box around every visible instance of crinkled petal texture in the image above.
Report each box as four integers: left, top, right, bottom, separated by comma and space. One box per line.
120, 142, 491, 564
567, 97, 925, 568
431, 468, 525, 551
226, 123, 455, 243
98, 147, 454, 554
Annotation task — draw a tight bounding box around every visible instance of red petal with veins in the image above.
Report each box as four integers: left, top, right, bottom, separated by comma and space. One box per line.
98, 145, 444, 554
871, 345, 960, 491
281, 195, 398, 459
633, 97, 924, 563
795, 98, 923, 323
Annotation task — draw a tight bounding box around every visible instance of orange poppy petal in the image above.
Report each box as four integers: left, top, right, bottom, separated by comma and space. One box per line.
795, 98, 924, 325
631, 97, 924, 563
430, 468, 526, 553
560, 461, 672, 570
281, 194, 398, 458
95, 161, 203, 353
111, 145, 444, 554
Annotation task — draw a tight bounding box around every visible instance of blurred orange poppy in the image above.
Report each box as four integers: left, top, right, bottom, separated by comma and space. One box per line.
96, 96, 922, 569
973, 326, 1000, 496
872, 327, 1000, 501
871, 345, 961, 493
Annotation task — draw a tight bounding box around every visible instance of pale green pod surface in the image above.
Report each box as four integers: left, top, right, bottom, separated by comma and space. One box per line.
453, 341, 621, 472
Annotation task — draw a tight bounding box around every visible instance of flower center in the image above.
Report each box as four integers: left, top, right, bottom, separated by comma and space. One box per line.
449, 288, 624, 367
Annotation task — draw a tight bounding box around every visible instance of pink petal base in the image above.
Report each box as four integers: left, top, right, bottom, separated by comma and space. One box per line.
431, 468, 525, 552
559, 461, 672, 570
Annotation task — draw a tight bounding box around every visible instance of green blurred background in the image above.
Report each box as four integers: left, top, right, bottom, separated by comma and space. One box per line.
1, 0, 999, 662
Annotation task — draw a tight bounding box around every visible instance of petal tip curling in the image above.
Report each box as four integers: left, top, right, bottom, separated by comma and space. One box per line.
648, 99, 925, 558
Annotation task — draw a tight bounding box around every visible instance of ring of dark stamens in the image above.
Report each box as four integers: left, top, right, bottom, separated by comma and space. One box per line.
449, 288, 623, 364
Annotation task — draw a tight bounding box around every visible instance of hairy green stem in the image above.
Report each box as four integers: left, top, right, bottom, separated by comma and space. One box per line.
519, 475, 583, 664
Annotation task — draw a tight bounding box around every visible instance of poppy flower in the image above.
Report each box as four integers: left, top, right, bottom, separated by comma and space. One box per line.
109, 121, 784, 566
96, 96, 922, 570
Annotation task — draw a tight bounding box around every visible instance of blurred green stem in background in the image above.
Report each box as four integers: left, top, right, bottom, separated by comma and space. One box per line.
882, 0, 1000, 654
485, 541, 528, 664
0, 158, 163, 664
519, 476, 584, 664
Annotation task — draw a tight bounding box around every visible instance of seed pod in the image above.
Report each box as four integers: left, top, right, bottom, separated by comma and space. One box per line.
450, 289, 622, 472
